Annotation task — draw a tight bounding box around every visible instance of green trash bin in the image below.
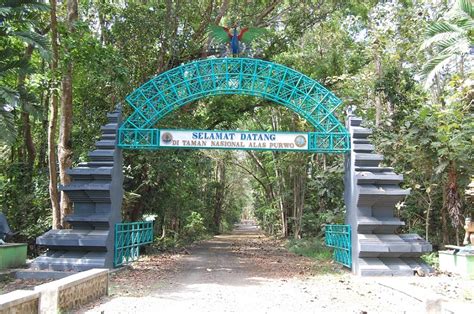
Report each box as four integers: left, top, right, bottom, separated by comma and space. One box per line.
439, 248, 474, 279
0, 243, 27, 270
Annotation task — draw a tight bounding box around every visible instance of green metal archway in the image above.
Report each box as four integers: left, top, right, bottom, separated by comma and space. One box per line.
118, 58, 349, 153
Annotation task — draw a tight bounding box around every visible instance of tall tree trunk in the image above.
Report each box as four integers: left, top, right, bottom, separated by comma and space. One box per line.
271, 109, 287, 237
246, 151, 276, 200
425, 190, 432, 242
48, 0, 61, 229
434, 73, 445, 107
441, 186, 450, 247
214, 159, 225, 233
18, 45, 36, 167
37, 59, 49, 169
293, 157, 306, 239
445, 161, 462, 246
374, 48, 383, 126
58, 0, 78, 227
274, 155, 287, 237
38, 96, 49, 169
21, 112, 36, 167
97, 0, 109, 45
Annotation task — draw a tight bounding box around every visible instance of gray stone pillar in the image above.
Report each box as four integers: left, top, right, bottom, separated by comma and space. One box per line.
344, 115, 432, 276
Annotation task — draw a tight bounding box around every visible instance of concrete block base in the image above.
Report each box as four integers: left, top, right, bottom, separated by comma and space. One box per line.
15, 270, 74, 280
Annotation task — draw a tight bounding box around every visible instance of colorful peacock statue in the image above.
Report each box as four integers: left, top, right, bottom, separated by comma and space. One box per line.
208, 24, 267, 57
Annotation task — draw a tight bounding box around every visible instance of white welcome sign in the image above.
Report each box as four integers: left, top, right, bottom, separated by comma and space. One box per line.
159, 129, 309, 151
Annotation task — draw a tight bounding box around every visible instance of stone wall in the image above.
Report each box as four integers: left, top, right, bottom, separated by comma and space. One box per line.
35, 268, 108, 313
0, 290, 39, 314
58, 270, 108, 310
0, 269, 108, 314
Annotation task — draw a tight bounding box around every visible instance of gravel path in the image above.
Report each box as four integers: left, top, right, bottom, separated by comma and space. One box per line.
81, 224, 473, 313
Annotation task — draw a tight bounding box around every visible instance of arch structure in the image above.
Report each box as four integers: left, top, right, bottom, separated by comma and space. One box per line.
118, 58, 349, 153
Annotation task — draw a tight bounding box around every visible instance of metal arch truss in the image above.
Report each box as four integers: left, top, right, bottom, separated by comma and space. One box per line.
118, 58, 350, 153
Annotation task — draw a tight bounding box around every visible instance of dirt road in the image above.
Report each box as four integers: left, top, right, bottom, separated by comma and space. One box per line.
83, 224, 473, 313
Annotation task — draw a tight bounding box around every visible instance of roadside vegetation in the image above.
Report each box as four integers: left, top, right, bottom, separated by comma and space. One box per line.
0, 0, 472, 256
288, 238, 332, 261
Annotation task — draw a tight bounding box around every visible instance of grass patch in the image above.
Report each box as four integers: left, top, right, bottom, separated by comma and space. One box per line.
288, 237, 343, 274
288, 237, 332, 261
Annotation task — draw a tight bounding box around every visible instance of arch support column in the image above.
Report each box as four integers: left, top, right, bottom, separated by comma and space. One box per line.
344, 115, 432, 276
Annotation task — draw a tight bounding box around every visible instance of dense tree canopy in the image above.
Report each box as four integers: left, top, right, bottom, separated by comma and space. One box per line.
0, 0, 472, 250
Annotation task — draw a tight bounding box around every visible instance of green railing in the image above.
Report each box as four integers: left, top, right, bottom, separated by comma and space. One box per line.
325, 224, 352, 268
114, 221, 154, 267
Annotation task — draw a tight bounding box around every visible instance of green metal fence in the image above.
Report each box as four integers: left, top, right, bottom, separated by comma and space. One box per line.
114, 221, 154, 267
325, 224, 352, 268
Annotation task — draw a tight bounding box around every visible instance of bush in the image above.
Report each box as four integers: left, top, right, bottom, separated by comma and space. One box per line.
421, 252, 439, 269
153, 233, 179, 250
288, 237, 332, 261
254, 205, 281, 235
182, 211, 207, 243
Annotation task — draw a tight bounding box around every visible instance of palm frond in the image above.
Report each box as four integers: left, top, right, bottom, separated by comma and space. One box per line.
22, 1, 50, 12
0, 86, 19, 107
458, 0, 473, 19
0, 58, 30, 77
0, 85, 18, 144
420, 54, 455, 89
18, 88, 42, 119
0, 1, 49, 20
0, 108, 15, 145
11, 31, 51, 61
208, 25, 230, 44
0, 7, 12, 17
455, 18, 474, 33
446, 0, 473, 24
425, 21, 465, 38
436, 37, 470, 55
420, 30, 462, 50
0, 144, 11, 160
3, 0, 49, 11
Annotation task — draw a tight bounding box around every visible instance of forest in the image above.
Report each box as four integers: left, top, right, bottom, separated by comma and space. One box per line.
0, 0, 472, 252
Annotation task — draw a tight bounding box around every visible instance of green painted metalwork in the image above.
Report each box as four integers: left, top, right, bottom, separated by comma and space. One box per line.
119, 58, 349, 153
114, 221, 154, 267
325, 224, 352, 268
118, 128, 349, 153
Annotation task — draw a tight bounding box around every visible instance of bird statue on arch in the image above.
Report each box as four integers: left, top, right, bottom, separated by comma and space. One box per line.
208, 23, 267, 57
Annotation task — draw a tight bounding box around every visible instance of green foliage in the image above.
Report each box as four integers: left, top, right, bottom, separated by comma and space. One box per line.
374, 75, 473, 244
254, 205, 281, 235
0, 0, 50, 144
421, 252, 439, 269
153, 234, 180, 251
288, 237, 332, 261
420, 0, 473, 88
182, 212, 208, 243
0, 165, 51, 245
